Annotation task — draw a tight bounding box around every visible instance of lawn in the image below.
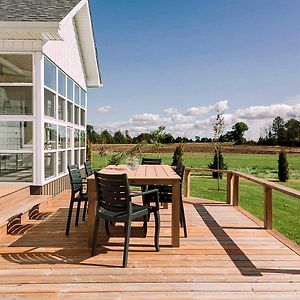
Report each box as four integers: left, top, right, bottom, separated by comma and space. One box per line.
91, 151, 300, 245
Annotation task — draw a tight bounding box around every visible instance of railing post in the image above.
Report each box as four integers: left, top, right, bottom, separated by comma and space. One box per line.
264, 186, 273, 229
232, 175, 239, 206
184, 169, 191, 198
226, 173, 233, 204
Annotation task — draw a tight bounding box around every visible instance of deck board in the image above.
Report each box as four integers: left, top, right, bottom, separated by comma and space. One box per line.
0, 191, 299, 298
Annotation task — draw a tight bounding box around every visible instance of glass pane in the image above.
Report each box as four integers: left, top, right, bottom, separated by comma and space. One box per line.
80, 109, 85, 126
58, 126, 66, 149
67, 77, 73, 101
0, 86, 32, 115
58, 151, 66, 174
44, 89, 56, 118
80, 149, 85, 165
74, 129, 80, 148
0, 54, 32, 83
80, 89, 86, 107
44, 58, 56, 90
0, 121, 32, 150
67, 150, 72, 167
67, 127, 72, 148
67, 101, 73, 123
44, 152, 56, 178
58, 97, 65, 121
74, 85, 80, 105
44, 123, 57, 150
0, 153, 33, 182
74, 149, 80, 166
58, 70, 66, 96
74, 106, 79, 125
80, 131, 85, 147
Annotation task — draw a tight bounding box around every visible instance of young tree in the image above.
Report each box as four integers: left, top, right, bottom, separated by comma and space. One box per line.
209, 112, 226, 190
172, 144, 184, 166
150, 125, 166, 157
278, 150, 290, 182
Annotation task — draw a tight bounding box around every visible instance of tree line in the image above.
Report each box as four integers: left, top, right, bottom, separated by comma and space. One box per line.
87, 116, 300, 146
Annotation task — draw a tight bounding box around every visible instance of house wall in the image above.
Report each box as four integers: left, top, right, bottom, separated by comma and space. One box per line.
43, 19, 87, 90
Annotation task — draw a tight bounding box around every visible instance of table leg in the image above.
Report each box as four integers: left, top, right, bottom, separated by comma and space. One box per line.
87, 177, 96, 247
172, 180, 180, 247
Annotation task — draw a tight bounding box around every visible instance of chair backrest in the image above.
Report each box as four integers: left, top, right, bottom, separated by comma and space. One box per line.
84, 160, 93, 177
94, 172, 130, 212
175, 164, 185, 182
68, 165, 83, 194
142, 158, 162, 165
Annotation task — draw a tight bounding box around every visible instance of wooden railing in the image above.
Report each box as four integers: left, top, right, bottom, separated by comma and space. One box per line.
184, 167, 300, 230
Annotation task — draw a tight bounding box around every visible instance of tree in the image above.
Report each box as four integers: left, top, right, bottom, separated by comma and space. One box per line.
225, 122, 249, 145
149, 126, 166, 156
278, 151, 290, 182
195, 136, 201, 142
172, 144, 184, 166
285, 118, 300, 146
113, 130, 126, 144
210, 112, 226, 190
271, 116, 285, 144
99, 129, 113, 144
162, 133, 175, 143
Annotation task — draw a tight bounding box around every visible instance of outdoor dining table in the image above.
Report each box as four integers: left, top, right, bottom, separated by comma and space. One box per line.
87, 164, 182, 247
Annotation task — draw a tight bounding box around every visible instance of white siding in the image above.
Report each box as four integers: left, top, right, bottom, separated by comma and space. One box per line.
43, 19, 87, 90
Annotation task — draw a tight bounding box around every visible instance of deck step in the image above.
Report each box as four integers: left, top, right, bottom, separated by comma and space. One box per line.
0, 195, 53, 235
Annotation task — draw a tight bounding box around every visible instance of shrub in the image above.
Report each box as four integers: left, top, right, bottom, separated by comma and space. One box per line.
86, 139, 92, 162
172, 144, 184, 166
208, 147, 228, 179
278, 150, 290, 182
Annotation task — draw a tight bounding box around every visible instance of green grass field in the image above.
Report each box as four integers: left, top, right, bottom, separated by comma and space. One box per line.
91, 151, 300, 245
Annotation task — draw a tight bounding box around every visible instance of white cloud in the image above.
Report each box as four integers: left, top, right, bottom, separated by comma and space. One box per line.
93, 97, 300, 141
186, 100, 229, 116
96, 105, 112, 113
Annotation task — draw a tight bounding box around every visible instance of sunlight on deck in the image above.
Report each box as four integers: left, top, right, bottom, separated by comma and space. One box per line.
0, 191, 299, 299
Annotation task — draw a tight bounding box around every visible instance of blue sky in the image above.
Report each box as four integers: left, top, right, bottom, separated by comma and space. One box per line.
88, 0, 300, 140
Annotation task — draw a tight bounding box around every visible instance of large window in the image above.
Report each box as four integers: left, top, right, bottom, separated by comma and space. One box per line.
0, 153, 33, 182
74, 129, 80, 148
44, 123, 57, 150
0, 54, 34, 182
74, 85, 80, 105
81, 88, 86, 107
0, 121, 33, 150
44, 89, 56, 118
58, 70, 66, 96
67, 77, 73, 101
67, 127, 72, 148
58, 126, 66, 149
74, 106, 79, 125
44, 58, 56, 91
58, 97, 65, 121
80, 109, 85, 126
0, 54, 32, 83
58, 151, 66, 174
44, 152, 56, 178
0, 86, 32, 115
67, 101, 73, 123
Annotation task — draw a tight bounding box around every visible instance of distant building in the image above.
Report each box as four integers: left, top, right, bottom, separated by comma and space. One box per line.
0, 0, 101, 194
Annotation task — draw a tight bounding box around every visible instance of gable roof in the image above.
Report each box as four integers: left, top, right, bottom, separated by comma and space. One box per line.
0, 0, 101, 88
0, 0, 81, 22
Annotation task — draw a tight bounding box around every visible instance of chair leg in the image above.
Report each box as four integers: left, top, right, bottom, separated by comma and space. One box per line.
123, 221, 131, 268
143, 215, 148, 238
66, 199, 74, 236
105, 220, 110, 236
75, 201, 81, 226
91, 214, 100, 256
154, 211, 160, 252
82, 200, 88, 221
180, 199, 188, 238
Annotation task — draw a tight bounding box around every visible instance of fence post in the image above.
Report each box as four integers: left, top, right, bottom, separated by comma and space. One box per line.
226, 173, 233, 204
184, 169, 191, 198
232, 174, 239, 206
264, 186, 273, 229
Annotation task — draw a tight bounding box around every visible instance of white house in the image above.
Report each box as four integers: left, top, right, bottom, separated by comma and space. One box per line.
0, 0, 101, 194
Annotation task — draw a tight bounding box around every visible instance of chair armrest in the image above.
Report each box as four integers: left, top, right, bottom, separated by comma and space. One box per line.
70, 180, 87, 186
131, 189, 160, 210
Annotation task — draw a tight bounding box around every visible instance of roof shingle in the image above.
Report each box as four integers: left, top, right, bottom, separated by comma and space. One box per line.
0, 0, 82, 22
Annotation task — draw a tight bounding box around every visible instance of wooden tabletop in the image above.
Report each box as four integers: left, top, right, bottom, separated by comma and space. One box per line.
99, 164, 180, 181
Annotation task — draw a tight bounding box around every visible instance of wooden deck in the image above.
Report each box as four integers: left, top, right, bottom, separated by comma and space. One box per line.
0, 191, 299, 299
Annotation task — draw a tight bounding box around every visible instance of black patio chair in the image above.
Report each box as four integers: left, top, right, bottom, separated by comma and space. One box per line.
91, 172, 160, 268
144, 163, 188, 238
84, 160, 93, 178
141, 158, 162, 165
66, 165, 88, 235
